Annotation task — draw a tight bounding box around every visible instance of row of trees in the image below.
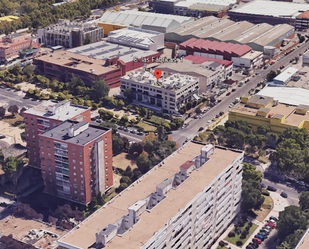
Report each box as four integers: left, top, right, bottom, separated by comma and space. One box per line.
206, 120, 278, 151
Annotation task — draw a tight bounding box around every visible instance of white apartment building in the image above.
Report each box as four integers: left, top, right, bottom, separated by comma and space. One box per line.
120, 69, 199, 114
57, 142, 244, 249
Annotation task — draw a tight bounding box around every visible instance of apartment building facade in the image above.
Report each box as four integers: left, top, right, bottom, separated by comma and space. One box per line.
120, 69, 199, 114
38, 19, 104, 48
38, 120, 113, 205
57, 142, 244, 249
0, 33, 36, 63
24, 100, 90, 169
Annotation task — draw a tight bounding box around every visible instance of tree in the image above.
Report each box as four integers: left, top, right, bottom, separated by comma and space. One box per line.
120, 176, 132, 185
186, 102, 192, 110
136, 154, 150, 174
123, 88, 132, 102
242, 163, 263, 182
0, 106, 5, 119
299, 191, 309, 211
257, 125, 271, 135
19, 107, 27, 117
69, 76, 85, 95
241, 179, 265, 211
3, 156, 17, 178
83, 33, 91, 45
99, 122, 117, 134
22, 64, 35, 77
277, 229, 305, 249
129, 142, 143, 155
91, 78, 110, 101
117, 100, 125, 110
8, 105, 19, 116
157, 125, 168, 141
57, 92, 66, 100
127, 104, 132, 112
178, 106, 186, 115
112, 134, 124, 155
10, 65, 22, 76
140, 107, 148, 117
267, 70, 277, 81
195, 106, 202, 114
276, 205, 308, 240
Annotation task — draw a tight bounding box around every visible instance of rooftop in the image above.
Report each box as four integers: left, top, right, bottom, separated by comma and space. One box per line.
229, 1, 309, 19
298, 10, 309, 19
274, 67, 299, 83
68, 40, 159, 63
247, 95, 273, 106
122, 68, 198, 91
258, 85, 309, 106
39, 120, 110, 146
98, 10, 194, 31
58, 142, 242, 249
241, 50, 263, 60
24, 100, 89, 121
184, 55, 233, 67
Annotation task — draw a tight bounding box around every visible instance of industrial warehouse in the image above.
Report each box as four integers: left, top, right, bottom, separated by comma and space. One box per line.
165, 16, 295, 52
97, 10, 194, 34
228, 1, 309, 25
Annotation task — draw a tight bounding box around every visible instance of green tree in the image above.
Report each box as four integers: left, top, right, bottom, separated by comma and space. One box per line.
83, 33, 91, 45
112, 134, 124, 155
136, 154, 150, 174
70, 76, 85, 95
0, 106, 5, 119
8, 105, 19, 116
127, 104, 132, 112
267, 70, 277, 81
123, 88, 132, 102
120, 176, 132, 185
120, 115, 129, 124
242, 163, 263, 182
140, 107, 148, 117
157, 125, 168, 141
3, 156, 18, 178
178, 106, 186, 115
299, 191, 309, 211
57, 92, 66, 100
276, 205, 308, 240
99, 122, 117, 134
117, 100, 125, 110
10, 65, 22, 76
91, 78, 110, 101
257, 125, 271, 135
129, 142, 143, 155
92, 103, 98, 110
22, 65, 35, 77
241, 179, 265, 212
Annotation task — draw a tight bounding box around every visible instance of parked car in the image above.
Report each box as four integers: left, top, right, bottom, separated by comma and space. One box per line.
254, 234, 264, 241
267, 186, 277, 191
219, 111, 224, 116
124, 127, 129, 132
249, 242, 259, 248
130, 130, 136, 134
226, 92, 231, 96
0, 134, 6, 139
252, 238, 262, 244
118, 126, 124, 130
198, 127, 204, 131
270, 216, 278, 222
91, 117, 96, 121
229, 103, 234, 108
280, 65, 285, 69
95, 119, 102, 123
265, 222, 275, 229
232, 88, 236, 92
260, 183, 266, 188
281, 192, 288, 198
137, 131, 143, 135
218, 99, 222, 103
215, 114, 220, 118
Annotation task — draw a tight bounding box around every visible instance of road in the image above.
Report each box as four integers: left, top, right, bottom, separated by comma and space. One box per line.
0, 88, 41, 109
91, 0, 142, 15
171, 41, 309, 145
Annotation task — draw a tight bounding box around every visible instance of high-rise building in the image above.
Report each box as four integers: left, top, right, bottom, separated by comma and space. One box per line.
24, 100, 91, 169
38, 120, 113, 205
57, 142, 244, 249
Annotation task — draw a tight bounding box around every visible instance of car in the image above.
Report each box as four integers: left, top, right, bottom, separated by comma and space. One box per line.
260, 183, 266, 188
215, 114, 220, 118
255, 89, 260, 93
260, 229, 270, 235
198, 127, 204, 131
232, 89, 236, 92
226, 92, 231, 96
118, 126, 124, 130
254, 234, 264, 241
0, 134, 6, 139
265, 222, 275, 229
91, 117, 96, 121
259, 232, 268, 237
124, 127, 129, 132
270, 216, 278, 222
166, 131, 172, 135
0, 202, 8, 207
130, 130, 136, 134
280, 65, 285, 69
281, 192, 288, 198
22, 106, 29, 110
193, 115, 198, 119
137, 132, 143, 135
252, 238, 262, 244
267, 186, 277, 191
219, 111, 224, 116
212, 117, 217, 121
249, 242, 259, 248
95, 119, 102, 123
229, 103, 234, 108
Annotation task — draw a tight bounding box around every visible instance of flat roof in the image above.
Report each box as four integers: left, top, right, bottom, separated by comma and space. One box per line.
39, 120, 110, 146
35, 51, 120, 75
185, 55, 233, 67
298, 10, 309, 18
231, 101, 309, 127
58, 142, 242, 249
229, 1, 309, 19
24, 100, 89, 121
258, 85, 309, 106
241, 51, 263, 60
68, 40, 159, 63
274, 67, 298, 82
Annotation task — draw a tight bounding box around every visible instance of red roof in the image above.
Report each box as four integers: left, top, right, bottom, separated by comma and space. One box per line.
185, 55, 233, 67
180, 38, 252, 58
180, 161, 195, 170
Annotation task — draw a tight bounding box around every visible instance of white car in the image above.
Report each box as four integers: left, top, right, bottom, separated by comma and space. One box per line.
229, 103, 234, 108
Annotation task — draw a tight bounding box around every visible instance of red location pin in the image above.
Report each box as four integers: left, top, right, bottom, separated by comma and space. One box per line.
154, 69, 161, 81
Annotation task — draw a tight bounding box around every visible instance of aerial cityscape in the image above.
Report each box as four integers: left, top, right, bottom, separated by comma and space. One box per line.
1, 0, 309, 249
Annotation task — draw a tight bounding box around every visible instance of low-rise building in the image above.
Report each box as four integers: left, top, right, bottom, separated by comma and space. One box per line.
57, 142, 244, 249
107, 27, 165, 51
156, 58, 225, 92
273, 67, 299, 85
296, 10, 309, 30
38, 120, 113, 205
303, 50, 309, 66
229, 86, 309, 134
232, 50, 263, 68
37, 19, 104, 48
121, 69, 199, 114
24, 100, 91, 169
0, 33, 38, 63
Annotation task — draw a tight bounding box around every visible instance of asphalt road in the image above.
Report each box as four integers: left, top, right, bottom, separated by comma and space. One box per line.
171, 41, 309, 145
0, 88, 41, 109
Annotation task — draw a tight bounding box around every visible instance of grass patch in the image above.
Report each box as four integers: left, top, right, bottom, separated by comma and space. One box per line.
3, 114, 24, 126
225, 221, 258, 246
258, 156, 269, 164
143, 115, 168, 126
197, 130, 212, 142
135, 121, 157, 131
217, 246, 228, 249
253, 195, 274, 222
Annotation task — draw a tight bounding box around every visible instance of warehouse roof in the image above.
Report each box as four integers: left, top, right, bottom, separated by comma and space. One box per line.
68, 40, 159, 63
185, 55, 233, 67
298, 10, 309, 18
180, 38, 252, 57
258, 85, 309, 106
229, 1, 309, 19
274, 67, 299, 83
98, 10, 194, 30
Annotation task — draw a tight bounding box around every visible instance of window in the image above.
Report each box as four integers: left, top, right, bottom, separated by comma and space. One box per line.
80, 162, 83, 165
105, 137, 107, 140
47, 147, 50, 150
89, 146, 91, 149
106, 179, 108, 182
80, 168, 83, 171
48, 153, 51, 157
79, 150, 82, 154
106, 167, 108, 171
72, 147, 75, 151
41, 145, 44, 148
81, 174, 83, 178
81, 193, 84, 196
73, 166, 76, 170
48, 159, 51, 162
73, 159, 76, 163
41, 152, 44, 155
74, 184, 77, 188
42, 164, 45, 167
73, 172, 76, 176
74, 191, 77, 194
81, 186, 84, 190
105, 143, 107, 146
73, 153, 75, 157
48, 165, 51, 170
74, 178, 77, 182
47, 141, 50, 144
105, 155, 108, 159
81, 180, 84, 184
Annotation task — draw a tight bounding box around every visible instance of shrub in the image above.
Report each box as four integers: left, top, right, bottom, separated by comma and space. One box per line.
241, 230, 248, 236
242, 213, 248, 221
236, 241, 243, 246
262, 189, 270, 196
228, 232, 235, 237
248, 221, 253, 227
245, 225, 250, 231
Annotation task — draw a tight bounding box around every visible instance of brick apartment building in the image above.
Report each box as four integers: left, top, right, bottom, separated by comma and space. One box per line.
24, 100, 90, 169
0, 33, 38, 63
38, 120, 113, 205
